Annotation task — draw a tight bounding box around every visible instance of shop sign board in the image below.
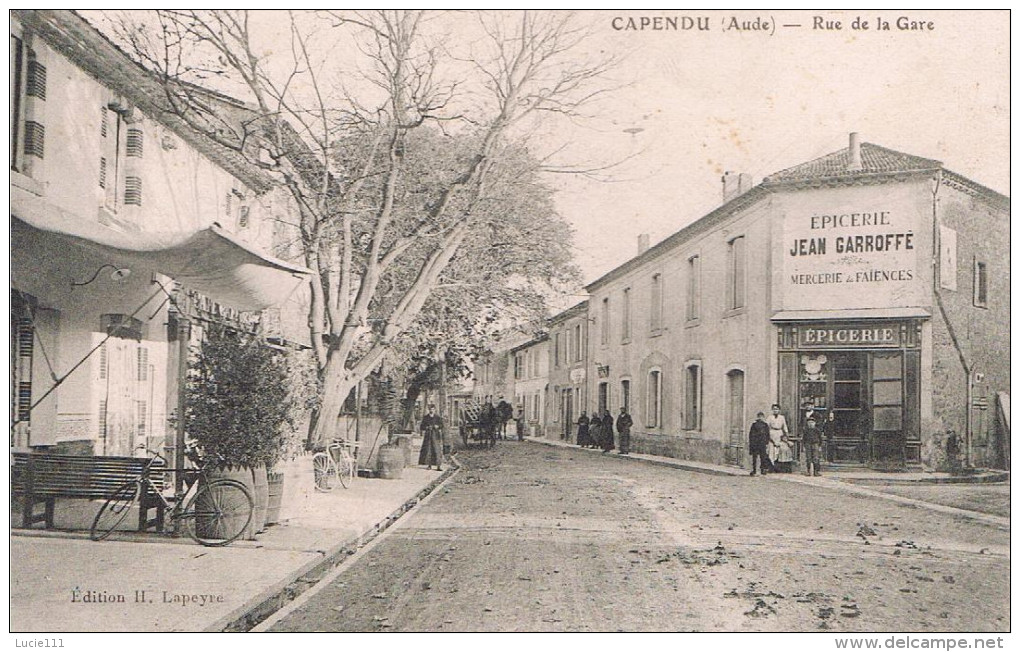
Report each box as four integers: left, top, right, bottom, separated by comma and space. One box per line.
779, 185, 924, 311
797, 324, 901, 348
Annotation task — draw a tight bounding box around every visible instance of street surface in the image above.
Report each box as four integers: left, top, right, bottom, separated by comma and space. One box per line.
269, 442, 1009, 632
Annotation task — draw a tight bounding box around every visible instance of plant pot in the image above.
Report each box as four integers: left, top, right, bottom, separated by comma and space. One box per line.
265, 471, 284, 526
391, 435, 412, 467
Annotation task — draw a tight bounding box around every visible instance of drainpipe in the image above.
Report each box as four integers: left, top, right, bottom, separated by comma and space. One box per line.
930, 170, 972, 467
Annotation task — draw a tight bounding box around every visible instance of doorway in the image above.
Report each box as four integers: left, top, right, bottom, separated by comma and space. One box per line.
562, 389, 573, 440
725, 370, 745, 465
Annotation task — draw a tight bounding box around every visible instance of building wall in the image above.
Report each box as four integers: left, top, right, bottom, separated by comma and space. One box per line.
513, 340, 550, 437
930, 181, 1010, 468
546, 309, 588, 442
587, 197, 776, 466
10, 17, 286, 453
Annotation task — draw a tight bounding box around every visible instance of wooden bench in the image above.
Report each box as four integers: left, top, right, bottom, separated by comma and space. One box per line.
11, 453, 166, 532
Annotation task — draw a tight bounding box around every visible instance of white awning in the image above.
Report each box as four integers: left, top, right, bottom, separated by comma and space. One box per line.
11, 186, 310, 311
771, 307, 931, 322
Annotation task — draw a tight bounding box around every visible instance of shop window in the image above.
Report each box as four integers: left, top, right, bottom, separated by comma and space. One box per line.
650, 273, 663, 331
622, 287, 631, 342
973, 261, 988, 308
646, 370, 661, 428
686, 255, 701, 321
872, 352, 904, 432
728, 236, 746, 310
684, 363, 701, 430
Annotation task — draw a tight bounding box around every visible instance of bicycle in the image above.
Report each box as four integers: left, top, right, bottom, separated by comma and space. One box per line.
312, 439, 359, 491
90, 445, 255, 547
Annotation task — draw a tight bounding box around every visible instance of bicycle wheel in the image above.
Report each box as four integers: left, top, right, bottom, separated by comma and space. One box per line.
178, 479, 254, 547
337, 450, 356, 488
312, 452, 335, 492
90, 481, 140, 541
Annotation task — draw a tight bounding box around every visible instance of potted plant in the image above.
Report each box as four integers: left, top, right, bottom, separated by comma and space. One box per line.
185, 324, 296, 537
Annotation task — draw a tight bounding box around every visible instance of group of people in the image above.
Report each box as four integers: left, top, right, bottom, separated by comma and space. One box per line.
576, 407, 633, 454
748, 403, 830, 477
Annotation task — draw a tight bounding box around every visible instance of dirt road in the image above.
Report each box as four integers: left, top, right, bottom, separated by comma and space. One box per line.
268, 442, 1009, 632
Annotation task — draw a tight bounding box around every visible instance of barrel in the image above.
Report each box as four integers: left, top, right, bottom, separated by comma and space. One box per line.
201, 466, 254, 541
265, 471, 284, 526
391, 435, 412, 467
251, 465, 269, 535
376, 445, 404, 480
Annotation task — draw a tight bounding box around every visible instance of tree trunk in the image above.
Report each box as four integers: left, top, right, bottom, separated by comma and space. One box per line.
308, 355, 357, 447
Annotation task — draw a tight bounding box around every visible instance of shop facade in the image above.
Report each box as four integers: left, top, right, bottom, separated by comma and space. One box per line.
583, 135, 1008, 471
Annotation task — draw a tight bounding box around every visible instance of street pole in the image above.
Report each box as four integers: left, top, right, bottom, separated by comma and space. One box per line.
174, 311, 190, 497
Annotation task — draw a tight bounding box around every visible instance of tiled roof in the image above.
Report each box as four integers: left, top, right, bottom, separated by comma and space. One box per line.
763, 142, 942, 184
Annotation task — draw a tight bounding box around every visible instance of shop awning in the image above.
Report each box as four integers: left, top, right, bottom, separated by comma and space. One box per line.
11, 186, 310, 311
771, 308, 931, 322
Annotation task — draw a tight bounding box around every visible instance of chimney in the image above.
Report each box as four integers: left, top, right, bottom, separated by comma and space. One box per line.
638, 233, 650, 255
722, 171, 753, 203
848, 132, 862, 171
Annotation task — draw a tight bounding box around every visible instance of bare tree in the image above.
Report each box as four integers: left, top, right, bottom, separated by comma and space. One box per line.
105, 10, 613, 445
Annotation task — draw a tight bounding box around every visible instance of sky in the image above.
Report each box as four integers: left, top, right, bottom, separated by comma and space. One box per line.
543, 10, 1009, 288
85, 10, 1009, 299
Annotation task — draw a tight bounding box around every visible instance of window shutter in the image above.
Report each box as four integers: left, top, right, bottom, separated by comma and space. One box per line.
239, 205, 250, 228
26, 60, 46, 100
98, 400, 108, 437
126, 128, 143, 157
124, 176, 142, 205
137, 347, 148, 381
99, 345, 108, 380
101, 108, 109, 138
99, 157, 107, 188
23, 121, 44, 158
137, 400, 148, 438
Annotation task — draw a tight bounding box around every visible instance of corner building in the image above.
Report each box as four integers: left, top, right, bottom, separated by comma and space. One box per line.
585, 135, 1008, 471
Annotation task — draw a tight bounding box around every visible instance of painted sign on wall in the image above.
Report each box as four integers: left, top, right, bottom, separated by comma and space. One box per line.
779, 185, 924, 310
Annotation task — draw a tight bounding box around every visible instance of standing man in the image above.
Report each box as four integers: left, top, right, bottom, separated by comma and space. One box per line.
600, 409, 615, 453
802, 416, 823, 476
418, 404, 445, 471
616, 407, 633, 455
748, 411, 772, 476
497, 396, 512, 440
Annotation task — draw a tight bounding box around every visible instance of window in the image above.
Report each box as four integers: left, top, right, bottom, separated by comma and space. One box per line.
597, 382, 609, 415
621, 379, 631, 413
622, 287, 631, 341
102, 107, 143, 211
684, 363, 701, 430
600, 298, 610, 345
650, 273, 663, 331
554, 333, 561, 368
686, 255, 701, 321
647, 371, 661, 428
973, 261, 988, 308
98, 400, 108, 438
532, 393, 540, 420
573, 323, 582, 361
99, 345, 108, 380
514, 353, 523, 380
728, 236, 746, 310
10, 28, 44, 175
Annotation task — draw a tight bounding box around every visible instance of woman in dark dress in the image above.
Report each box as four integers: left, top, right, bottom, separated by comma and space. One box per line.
576, 412, 591, 447
600, 410, 615, 452
418, 404, 445, 471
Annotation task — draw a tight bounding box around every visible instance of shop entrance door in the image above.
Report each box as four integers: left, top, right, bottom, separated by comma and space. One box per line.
725, 370, 745, 465
828, 352, 867, 464
869, 352, 906, 470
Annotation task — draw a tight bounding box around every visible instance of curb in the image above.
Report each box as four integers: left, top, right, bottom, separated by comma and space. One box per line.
525, 436, 745, 477
524, 437, 1009, 528
209, 459, 460, 632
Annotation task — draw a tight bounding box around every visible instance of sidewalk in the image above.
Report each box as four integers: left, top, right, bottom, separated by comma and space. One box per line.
526, 437, 1009, 528
10, 446, 451, 633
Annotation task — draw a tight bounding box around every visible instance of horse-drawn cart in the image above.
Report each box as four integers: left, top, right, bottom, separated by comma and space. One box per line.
459, 401, 496, 449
